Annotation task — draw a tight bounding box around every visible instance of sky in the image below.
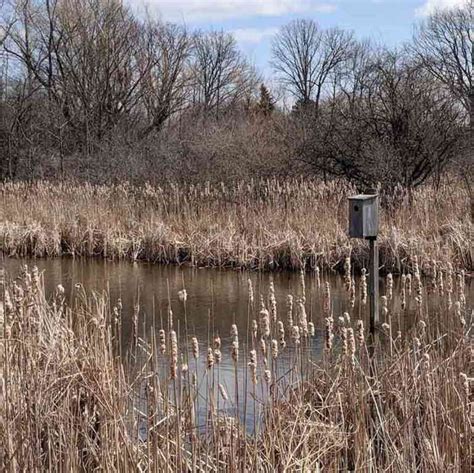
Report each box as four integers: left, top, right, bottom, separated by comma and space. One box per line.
127, 0, 468, 78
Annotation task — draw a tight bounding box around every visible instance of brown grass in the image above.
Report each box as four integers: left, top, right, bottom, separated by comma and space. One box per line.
0, 178, 472, 273
0, 264, 471, 471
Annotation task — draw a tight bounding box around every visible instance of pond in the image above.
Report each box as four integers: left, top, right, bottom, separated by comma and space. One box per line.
1, 256, 471, 432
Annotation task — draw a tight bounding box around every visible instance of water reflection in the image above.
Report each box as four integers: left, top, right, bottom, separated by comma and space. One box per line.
1, 256, 471, 431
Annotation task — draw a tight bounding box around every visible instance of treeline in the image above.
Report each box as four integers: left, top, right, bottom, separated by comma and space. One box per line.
0, 0, 472, 191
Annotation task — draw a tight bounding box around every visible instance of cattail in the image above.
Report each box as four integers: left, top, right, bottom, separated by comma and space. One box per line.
446, 263, 453, 309
415, 271, 423, 309
422, 353, 430, 370
249, 349, 257, 365
168, 306, 174, 329
315, 266, 321, 288
454, 301, 465, 327
413, 337, 421, 350
348, 328, 355, 356
181, 355, 189, 375
248, 362, 257, 385
214, 349, 222, 364
349, 277, 356, 308
159, 329, 166, 354
356, 320, 365, 348
219, 384, 229, 401
416, 321, 426, 343
406, 273, 412, 295
260, 308, 270, 338
344, 257, 351, 292
248, 278, 254, 305
381, 296, 388, 319
214, 335, 221, 350
269, 281, 277, 322
178, 289, 187, 302
386, 273, 393, 300
348, 328, 356, 367
381, 322, 390, 332
344, 312, 350, 326
297, 300, 308, 336
259, 337, 267, 357
31, 266, 40, 289
429, 261, 437, 294
324, 317, 334, 351
437, 266, 444, 296
230, 324, 238, 340
360, 268, 367, 305
291, 325, 300, 346
251, 319, 258, 339
191, 336, 199, 359
459, 373, 469, 400
271, 339, 278, 359
231, 340, 239, 363
308, 321, 315, 337
277, 320, 286, 348
170, 330, 178, 379
456, 272, 466, 308
248, 349, 257, 384
286, 295, 294, 327
299, 268, 306, 303
341, 326, 348, 355
401, 274, 407, 310
264, 370, 271, 384
207, 348, 215, 369
323, 282, 331, 315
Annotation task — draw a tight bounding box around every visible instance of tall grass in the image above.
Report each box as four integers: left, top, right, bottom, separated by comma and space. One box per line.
0, 263, 471, 471
0, 178, 472, 272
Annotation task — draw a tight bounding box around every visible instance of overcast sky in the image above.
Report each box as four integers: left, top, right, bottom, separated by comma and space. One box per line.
126, 0, 467, 78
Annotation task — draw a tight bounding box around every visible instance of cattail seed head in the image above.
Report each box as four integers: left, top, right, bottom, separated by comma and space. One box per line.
219, 383, 229, 401
260, 308, 270, 338
191, 337, 199, 359
248, 278, 254, 305
324, 317, 334, 351
360, 268, 367, 305
159, 329, 166, 354
207, 348, 215, 369
271, 339, 278, 359
356, 320, 365, 348
178, 289, 187, 302
386, 273, 393, 300
170, 330, 178, 379
231, 340, 239, 363
264, 369, 271, 384
291, 325, 300, 346
286, 295, 294, 327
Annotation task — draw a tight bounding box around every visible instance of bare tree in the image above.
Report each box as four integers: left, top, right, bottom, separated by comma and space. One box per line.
4, 0, 148, 149
412, 1, 472, 119
139, 21, 191, 137
190, 30, 258, 115
297, 51, 465, 191
271, 19, 354, 109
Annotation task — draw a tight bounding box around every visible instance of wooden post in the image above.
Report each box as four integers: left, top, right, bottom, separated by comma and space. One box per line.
368, 236, 379, 340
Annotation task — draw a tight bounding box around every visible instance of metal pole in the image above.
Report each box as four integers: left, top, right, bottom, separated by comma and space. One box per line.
368, 236, 379, 344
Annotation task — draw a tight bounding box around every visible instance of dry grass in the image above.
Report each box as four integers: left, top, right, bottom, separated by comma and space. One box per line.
0, 178, 472, 273
0, 263, 471, 471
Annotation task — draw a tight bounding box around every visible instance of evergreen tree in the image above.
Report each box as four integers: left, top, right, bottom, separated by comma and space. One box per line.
257, 83, 275, 116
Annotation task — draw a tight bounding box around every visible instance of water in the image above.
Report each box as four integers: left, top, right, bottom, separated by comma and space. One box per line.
1, 256, 471, 431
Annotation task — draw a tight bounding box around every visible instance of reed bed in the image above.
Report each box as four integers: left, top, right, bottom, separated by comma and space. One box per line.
0, 261, 471, 471
0, 179, 472, 273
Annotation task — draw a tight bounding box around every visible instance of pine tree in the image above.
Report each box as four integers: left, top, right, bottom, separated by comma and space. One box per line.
257, 83, 275, 116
